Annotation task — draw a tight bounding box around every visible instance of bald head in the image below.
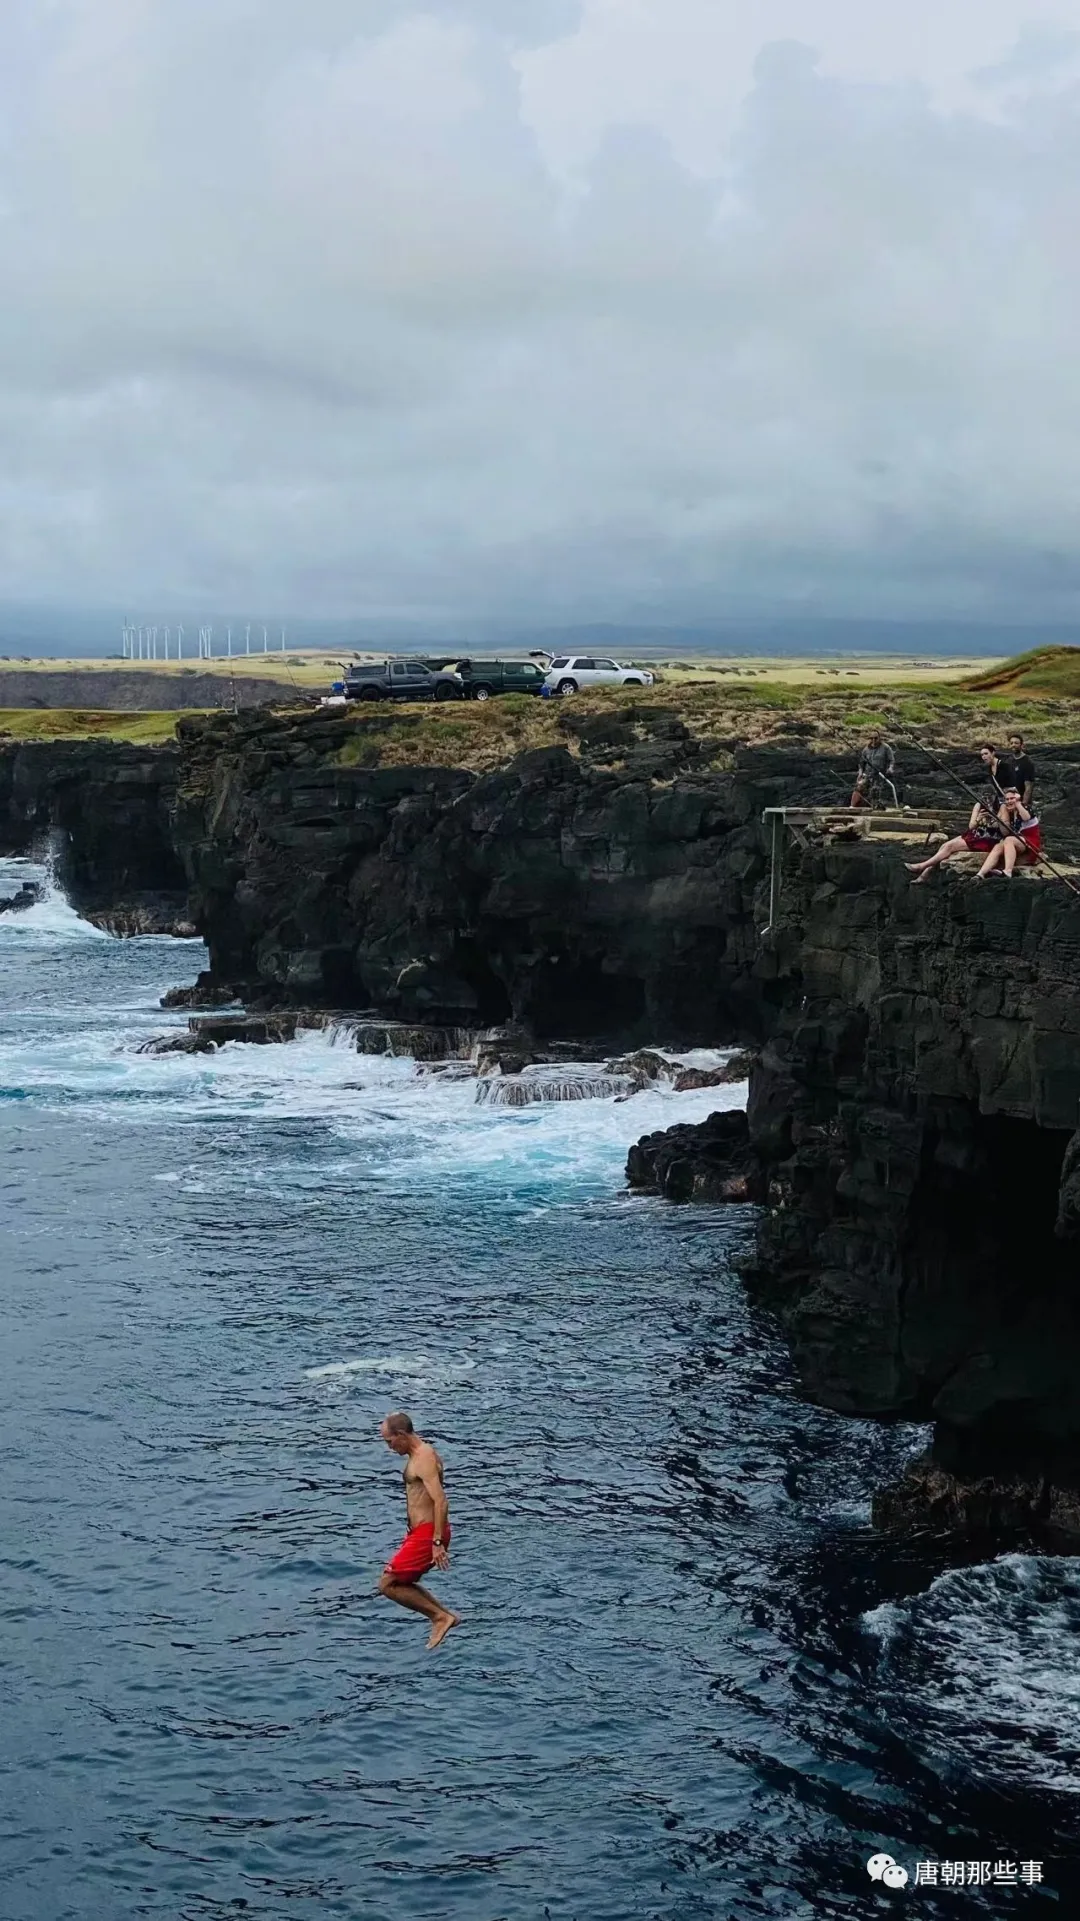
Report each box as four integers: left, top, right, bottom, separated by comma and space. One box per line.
380, 1411, 416, 1455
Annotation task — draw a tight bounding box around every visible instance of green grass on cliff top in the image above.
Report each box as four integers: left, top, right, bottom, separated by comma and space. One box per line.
963, 643, 1080, 697
0, 708, 188, 744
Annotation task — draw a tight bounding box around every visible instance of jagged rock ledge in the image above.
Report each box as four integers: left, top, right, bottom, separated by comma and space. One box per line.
627, 1105, 764, 1202
141, 1010, 747, 1108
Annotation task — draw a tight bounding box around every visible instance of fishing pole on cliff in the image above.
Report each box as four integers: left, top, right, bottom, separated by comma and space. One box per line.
883, 720, 1080, 901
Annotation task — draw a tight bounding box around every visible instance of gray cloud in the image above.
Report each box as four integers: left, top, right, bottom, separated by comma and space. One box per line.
1, 0, 1079, 626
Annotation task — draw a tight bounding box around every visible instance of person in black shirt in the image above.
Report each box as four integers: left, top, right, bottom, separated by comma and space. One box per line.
978, 742, 1018, 799
1007, 733, 1035, 808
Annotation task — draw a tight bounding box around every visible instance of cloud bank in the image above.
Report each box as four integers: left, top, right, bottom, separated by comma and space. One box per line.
2, 0, 1080, 626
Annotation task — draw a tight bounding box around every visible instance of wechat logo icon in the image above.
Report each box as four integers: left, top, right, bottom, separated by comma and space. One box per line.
867, 1852, 909, 1890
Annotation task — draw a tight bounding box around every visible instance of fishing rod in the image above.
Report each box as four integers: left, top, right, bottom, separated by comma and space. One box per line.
882, 719, 1080, 900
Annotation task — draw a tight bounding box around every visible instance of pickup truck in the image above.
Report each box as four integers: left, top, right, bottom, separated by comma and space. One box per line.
343, 659, 463, 702
450, 658, 548, 700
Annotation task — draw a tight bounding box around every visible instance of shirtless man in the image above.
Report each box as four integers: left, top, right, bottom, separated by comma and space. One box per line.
377, 1412, 459, 1650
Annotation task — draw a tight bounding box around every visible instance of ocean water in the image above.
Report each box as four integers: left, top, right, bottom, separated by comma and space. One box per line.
1, 856, 1078, 1920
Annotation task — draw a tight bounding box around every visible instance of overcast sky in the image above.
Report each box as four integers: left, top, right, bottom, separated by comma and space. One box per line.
3, 0, 1080, 628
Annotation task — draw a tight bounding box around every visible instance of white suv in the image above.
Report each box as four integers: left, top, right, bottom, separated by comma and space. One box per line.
542, 656, 655, 696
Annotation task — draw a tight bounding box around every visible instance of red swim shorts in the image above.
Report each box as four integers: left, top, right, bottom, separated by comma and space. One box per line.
385, 1521, 451, 1584
962, 830, 997, 851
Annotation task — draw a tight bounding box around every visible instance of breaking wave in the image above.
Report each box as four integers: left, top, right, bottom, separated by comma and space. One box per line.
863, 1554, 1080, 1792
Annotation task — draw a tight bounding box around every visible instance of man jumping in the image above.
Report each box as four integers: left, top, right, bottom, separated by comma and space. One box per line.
377, 1412, 459, 1650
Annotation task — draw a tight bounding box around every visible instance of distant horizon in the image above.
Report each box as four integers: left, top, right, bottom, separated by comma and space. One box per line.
1, 608, 1076, 663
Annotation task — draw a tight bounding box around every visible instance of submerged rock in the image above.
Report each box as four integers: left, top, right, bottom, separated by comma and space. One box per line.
137, 1031, 216, 1056
0, 881, 42, 916
605, 1046, 755, 1093
476, 1068, 637, 1106
352, 1022, 477, 1060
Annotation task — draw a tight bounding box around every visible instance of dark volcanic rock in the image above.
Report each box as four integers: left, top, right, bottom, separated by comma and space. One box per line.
0, 881, 42, 916
0, 668, 294, 711
161, 973, 243, 1010
873, 1454, 1080, 1540
170, 712, 859, 1041
87, 898, 197, 937
0, 740, 188, 927
627, 1109, 765, 1203
745, 828, 1080, 1525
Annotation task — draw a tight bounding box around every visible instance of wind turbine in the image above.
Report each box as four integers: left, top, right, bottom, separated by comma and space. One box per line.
178, 624, 184, 661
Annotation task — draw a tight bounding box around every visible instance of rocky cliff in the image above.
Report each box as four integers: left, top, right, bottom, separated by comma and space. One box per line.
742, 826, 1080, 1534
0, 739, 189, 930
170, 705, 855, 1041
7, 703, 1080, 1536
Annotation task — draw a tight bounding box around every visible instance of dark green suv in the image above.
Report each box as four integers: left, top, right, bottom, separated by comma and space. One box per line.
451, 658, 547, 701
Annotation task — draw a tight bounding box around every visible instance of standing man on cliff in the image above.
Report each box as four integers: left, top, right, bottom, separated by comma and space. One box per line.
850, 732, 897, 807
377, 1412, 459, 1650
1007, 733, 1036, 809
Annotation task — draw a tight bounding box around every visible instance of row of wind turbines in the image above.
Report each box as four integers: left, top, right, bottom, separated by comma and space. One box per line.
121, 623, 288, 662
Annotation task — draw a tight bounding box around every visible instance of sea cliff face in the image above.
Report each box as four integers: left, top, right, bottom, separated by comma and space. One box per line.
170, 707, 852, 1040
6, 708, 1080, 1533
0, 739, 189, 930
744, 832, 1080, 1532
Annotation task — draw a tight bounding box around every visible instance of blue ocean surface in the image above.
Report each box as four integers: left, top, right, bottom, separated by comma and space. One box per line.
1, 858, 1078, 1920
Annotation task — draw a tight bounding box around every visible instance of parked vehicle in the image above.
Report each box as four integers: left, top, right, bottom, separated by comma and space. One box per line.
541, 656, 655, 697
343, 659, 463, 702
452, 658, 548, 700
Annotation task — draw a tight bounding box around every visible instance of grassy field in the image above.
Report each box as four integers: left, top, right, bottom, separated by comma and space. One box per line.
0, 709, 189, 744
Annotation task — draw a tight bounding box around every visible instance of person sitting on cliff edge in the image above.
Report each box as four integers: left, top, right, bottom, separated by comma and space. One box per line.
905, 798, 1002, 884
850, 732, 897, 807
974, 787, 1041, 879
978, 741, 1018, 800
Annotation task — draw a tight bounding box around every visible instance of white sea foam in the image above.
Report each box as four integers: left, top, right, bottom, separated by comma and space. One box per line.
304, 1354, 478, 1393
863, 1555, 1080, 1791
861, 1600, 906, 1645
0, 856, 110, 943
0, 878, 750, 1198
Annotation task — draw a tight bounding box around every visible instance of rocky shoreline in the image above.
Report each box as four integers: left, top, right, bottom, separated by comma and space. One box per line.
6, 705, 1080, 1540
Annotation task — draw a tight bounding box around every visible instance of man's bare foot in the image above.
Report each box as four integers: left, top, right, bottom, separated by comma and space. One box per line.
426, 1611, 459, 1651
